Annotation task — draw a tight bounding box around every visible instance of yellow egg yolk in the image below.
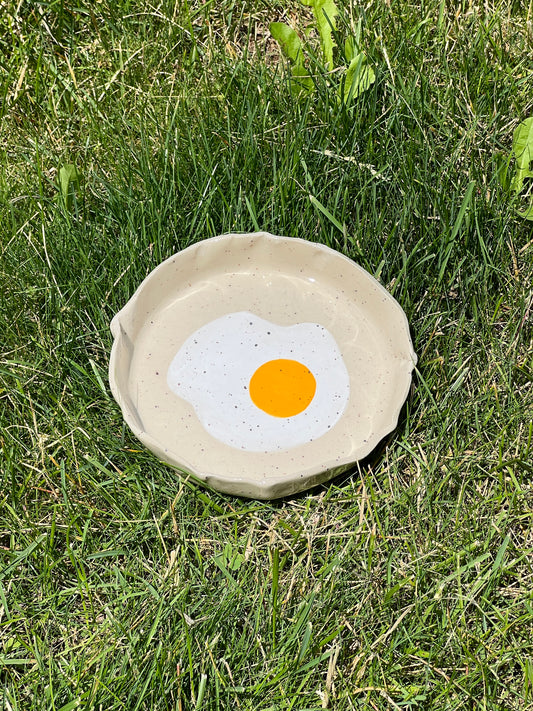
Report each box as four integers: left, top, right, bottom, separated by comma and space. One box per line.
249, 359, 316, 417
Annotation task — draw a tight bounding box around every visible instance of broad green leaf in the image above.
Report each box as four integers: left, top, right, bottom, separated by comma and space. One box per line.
345, 19, 363, 61
513, 117, 533, 169
269, 22, 305, 67
516, 204, 533, 220
494, 152, 512, 191
291, 62, 313, 95
59, 163, 79, 208
341, 52, 375, 104
510, 117, 533, 195
345, 36, 356, 62
302, 0, 339, 70
214, 543, 244, 573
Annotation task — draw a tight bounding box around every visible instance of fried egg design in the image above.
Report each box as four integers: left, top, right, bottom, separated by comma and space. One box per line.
167, 312, 350, 452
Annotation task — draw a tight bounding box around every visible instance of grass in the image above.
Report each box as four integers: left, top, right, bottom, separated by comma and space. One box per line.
1, 0, 533, 708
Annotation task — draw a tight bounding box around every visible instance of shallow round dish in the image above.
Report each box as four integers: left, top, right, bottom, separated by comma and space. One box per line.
109, 232, 417, 499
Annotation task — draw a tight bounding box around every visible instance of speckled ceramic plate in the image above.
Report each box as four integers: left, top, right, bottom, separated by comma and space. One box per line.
109, 232, 417, 499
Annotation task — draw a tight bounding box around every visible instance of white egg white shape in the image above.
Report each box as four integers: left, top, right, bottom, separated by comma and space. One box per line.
166, 311, 350, 452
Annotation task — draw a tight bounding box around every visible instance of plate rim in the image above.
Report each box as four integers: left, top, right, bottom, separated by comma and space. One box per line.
109, 231, 417, 499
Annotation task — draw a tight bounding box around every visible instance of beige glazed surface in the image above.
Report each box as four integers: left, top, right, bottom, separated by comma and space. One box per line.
109, 232, 417, 499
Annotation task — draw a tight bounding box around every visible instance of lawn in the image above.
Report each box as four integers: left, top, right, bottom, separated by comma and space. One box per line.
1, 1, 533, 709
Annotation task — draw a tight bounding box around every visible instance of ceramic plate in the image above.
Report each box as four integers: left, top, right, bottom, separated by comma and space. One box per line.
109, 232, 417, 499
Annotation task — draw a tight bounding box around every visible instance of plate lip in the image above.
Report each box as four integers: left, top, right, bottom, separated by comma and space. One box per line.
109, 231, 417, 499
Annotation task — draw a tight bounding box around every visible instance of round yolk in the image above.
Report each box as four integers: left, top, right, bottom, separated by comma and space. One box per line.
249, 359, 316, 418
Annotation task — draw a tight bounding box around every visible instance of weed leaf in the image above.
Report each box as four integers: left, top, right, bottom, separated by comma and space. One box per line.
59, 163, 80, 210
214, 543, 244, 574
341, 52, 375, 104
510, 117, 533, 195
303, 0, 339, 70
290, 63, 314, 95
507, 117, 533, 219
269, 22, 305, 67
270, 22, 312, 95
494, 152, 511, 191
345, 36, 356, 62
516, 204, 533, 220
